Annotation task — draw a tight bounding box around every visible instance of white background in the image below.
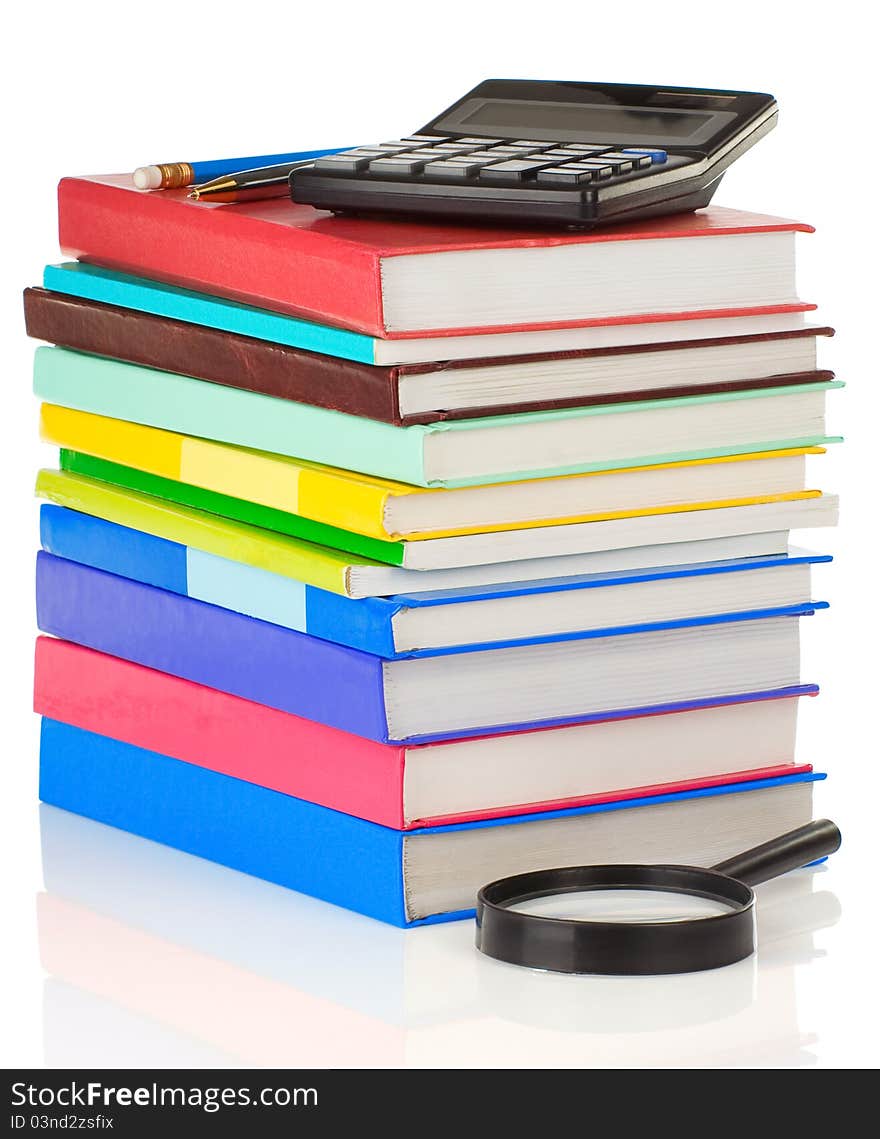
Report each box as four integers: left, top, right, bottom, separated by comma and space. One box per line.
3, 0, 878, 1069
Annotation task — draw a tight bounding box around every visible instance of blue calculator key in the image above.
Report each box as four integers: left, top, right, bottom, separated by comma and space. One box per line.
621, 147, 668, 163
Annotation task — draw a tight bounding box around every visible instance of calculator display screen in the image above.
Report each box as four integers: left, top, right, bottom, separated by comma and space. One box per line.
436, 98, 737, 147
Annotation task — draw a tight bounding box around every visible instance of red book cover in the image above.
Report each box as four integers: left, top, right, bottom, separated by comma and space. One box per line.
57, 174, 815, 338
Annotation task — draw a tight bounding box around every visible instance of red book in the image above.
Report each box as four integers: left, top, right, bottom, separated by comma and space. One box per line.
57, 174, 815, 338
35, 637, 812, 831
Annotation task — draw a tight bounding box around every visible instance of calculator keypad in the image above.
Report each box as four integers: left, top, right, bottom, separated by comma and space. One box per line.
313, 136, 669, 188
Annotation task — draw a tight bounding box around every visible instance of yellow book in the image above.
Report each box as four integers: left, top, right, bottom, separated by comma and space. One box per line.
40, 403, 824, 542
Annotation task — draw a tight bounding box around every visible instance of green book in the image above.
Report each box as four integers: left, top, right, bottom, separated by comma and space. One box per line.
59, 451, 404, 566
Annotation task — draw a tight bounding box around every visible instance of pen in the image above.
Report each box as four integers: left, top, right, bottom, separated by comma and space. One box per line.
132, 147, 346, 190
188, 158, 320, 203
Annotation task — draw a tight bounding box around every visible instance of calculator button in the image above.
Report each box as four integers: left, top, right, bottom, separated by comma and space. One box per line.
405, 148, 458, 159
621, 147, 668, 164
478, 159, 556, 181
458, 150, 509, 161
314, 154, 374, 172
454, 137, 504, 145
424, 159, 495, 179
571, 161, 615, 178
589, 155, 635, 174
513, 140, 552, 148
433, 143, 485, 154
561, 144, 612, 154
367, 156, 429, 175
599, 151, 648, 170
379, 140, 422, 150
540, 149, 594, 159
340, 147, 403, 157
536, 166, 599, 184
400, 135, 449, 143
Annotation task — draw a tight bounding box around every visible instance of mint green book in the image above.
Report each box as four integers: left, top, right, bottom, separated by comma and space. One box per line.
33, 346, 841, 489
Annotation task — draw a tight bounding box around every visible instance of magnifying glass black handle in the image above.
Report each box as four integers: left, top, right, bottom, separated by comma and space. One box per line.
712, 819, 841, 887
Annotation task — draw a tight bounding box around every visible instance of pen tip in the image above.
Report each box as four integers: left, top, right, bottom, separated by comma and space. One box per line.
187, 189, 200, 200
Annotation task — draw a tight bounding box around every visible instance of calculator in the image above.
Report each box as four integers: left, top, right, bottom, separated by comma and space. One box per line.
290, 79, 778, 229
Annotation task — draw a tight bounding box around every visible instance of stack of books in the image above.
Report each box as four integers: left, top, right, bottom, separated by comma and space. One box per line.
28, 174, 840, 927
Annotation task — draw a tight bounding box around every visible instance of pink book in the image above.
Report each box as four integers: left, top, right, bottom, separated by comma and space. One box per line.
34, 638, 812, 830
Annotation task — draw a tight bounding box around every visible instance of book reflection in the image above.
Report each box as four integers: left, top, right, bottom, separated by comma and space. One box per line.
37, 804, 840, 1069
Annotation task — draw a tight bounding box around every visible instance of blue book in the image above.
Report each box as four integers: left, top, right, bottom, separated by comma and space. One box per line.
39, 718, 825, 928
39, 504, 831, 660
36, 551, 820, 744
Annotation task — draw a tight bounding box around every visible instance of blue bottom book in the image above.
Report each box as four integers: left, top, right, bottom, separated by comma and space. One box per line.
39, 717, 823, 928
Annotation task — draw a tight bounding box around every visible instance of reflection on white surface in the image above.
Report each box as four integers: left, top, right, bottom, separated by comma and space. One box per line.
37, 805, 841, 1069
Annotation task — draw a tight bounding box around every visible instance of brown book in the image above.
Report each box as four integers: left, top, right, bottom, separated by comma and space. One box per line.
24, 287, 834, 427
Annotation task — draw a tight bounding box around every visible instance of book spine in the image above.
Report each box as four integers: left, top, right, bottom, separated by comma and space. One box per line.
36, 468, 358, 596
57, 178, 387, 336
24, 288, 406, 425
35, 638, 408, 829
35, 554, 393, 742
45, 401, 400, 543
40, 503, 189, 594
35, 346, 431, 487
41, 504, 405, 657
56, 449, 407, 568
42, 264, 378, 365
304, 590, 400, 658
39, 718, 409, 925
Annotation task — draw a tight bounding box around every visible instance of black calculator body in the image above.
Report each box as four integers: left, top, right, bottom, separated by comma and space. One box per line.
290, 79, 777, 229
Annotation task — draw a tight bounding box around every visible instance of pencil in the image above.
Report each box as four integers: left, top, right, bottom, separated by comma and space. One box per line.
133, 147, 347, 190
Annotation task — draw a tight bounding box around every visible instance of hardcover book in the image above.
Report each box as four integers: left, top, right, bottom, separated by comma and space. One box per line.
56, 178, 815, 336
39, 716, 822, 926
23, 286, 835, 426
34, 637, 815, 829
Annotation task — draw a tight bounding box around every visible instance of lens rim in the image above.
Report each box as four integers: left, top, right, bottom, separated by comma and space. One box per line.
476, 864, 756, 975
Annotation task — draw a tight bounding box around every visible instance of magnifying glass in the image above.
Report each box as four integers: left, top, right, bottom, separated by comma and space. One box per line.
475, 819, 841, 975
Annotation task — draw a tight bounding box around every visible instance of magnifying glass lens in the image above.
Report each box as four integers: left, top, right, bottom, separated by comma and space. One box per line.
508, 888, 739, 923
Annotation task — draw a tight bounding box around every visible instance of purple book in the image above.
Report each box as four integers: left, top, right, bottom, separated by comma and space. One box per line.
35, 552, 819, 744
